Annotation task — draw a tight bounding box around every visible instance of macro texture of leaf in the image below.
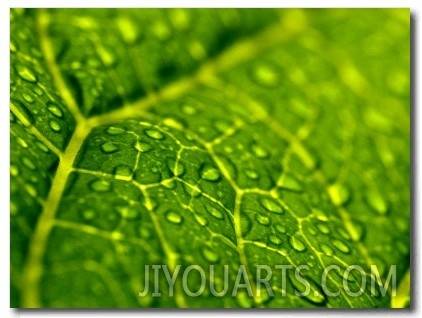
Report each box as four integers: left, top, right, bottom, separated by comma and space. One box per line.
10, 8, 410, 308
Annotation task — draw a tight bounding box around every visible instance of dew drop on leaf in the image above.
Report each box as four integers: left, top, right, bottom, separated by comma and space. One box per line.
90, 179, 112, 192
275, 224, 286, 234
49, 120, 62, 132
119, 206, 139, 220
268, 235, 282, 245
194, 214, 208, 227
316, 223, 330, 234
82, 209, 96, 221
320, 243, 333, 256
202, 246, 219, 263
15, 63, 37, 83
114, 165, 132, 179
365, 189, 388, 215
33, 86, 43, 96
17, 137, 28, 148
255, 213, 270, 226
36, 141, 49, 153
251, 62, 280, 87
332, 239, 350, 254
165, 211, 183, 224
278, 175, 303, 192
106, 126, 126, 135
145, 129, 165, 140
134, 140, 153, 152
10, 165, 19, 177
200, 166, 221, 182
312, 208, 328, 222
259, 197, 283, 214
235, 290, 253, 308
288, 236, 306, 252
22, 157, 36, 170
47, 102, 64, 118
181, 104, 197, 115
206, 206, 224, 220
250, 143, 269, 159
22, 93, 34, 103
101, 142, 119, 153
12, 100, 35, 126
245, 169, 259, 180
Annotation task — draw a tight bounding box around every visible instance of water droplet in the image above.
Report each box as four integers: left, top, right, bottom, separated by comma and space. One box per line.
15, 63, 37, 83
106, 126, 126, 135
90, 179, 112, 192
332, 240, 350, 254
184, 183, 202, 198
10, 165, 19, 177
259, 197, 283, 214
255, 213, 270, 226
35, 141, 49, 153
165, 211, 183, 224
117, 17, 139, 44
22, 157, 36, 170
206, 206, 224, 220
98, 46, 117, 67
145, 129, 164, 140
214, 120, 231, 133
278, 175, 303, 192
10, 42, 17, 53
200, 165, 221, 182
114, 165, 132, 180
194, 214, 208, 227
250, 143, 269, 159
134, 140, 153, 152
365, 189, 388, 215
119, 206, 139, 220
275, 224, 286, 234
349, 220, 365, 241
337, 227, 351, 241
47, 102, 63, 118
202, 246, 219, 263
11, 100, 35, 126
312, 208, 328, 221
269, 235, 282, 246
25, 184, 37, 197
168, 159, 185, 177
288, 272, 327, 306
49, 120, 61, 132
245, 169, 259, 180
33, 86, 43, 96
22, 93, 34, 103
308, 226, 317, 236
328, 183, 350, 206
17, 137, 28, 148
82, 209, 96, 221
251, 62, 280, 87
289, 236, 306, 252
181, 104, 197, 115
10, 202, 18, 215
152, 21, 171, 41
316, 223, 330, 235
320, 243, 333, 256
101, 142, 119, 153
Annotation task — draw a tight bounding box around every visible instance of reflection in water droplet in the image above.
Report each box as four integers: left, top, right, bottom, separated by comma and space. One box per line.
255, 213, 270, 226
259, 197, 283, 214
200, 166, 221, 182
250, 143, 269, 159
49, 120, 61, 132
316, 223, 330, 235
47, 102, 63, 118
332, 240, 350, 254
134, 140, 153, 152
328, 183, 350, 206
365, 189, 388, 215
22, 157, 36, 170
320, 243, 333, 256
289, 236, 306, 252
194, 214, 208, 227
166, 211, 183, 224
15, 63, 37, 83
145, 129, 165, 140
90, 179, 112, 192
206, 206, 224, 220
82, 209, 96, 221
101, 142, 119, 153
106, 126, 126, 135
202, 246, 219, 263
245, 169, 259, 180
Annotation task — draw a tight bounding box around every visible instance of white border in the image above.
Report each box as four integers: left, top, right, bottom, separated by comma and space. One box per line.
1, 1, 419, 317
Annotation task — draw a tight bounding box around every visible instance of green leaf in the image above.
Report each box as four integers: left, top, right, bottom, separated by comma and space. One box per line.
10, 8, 410, 308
